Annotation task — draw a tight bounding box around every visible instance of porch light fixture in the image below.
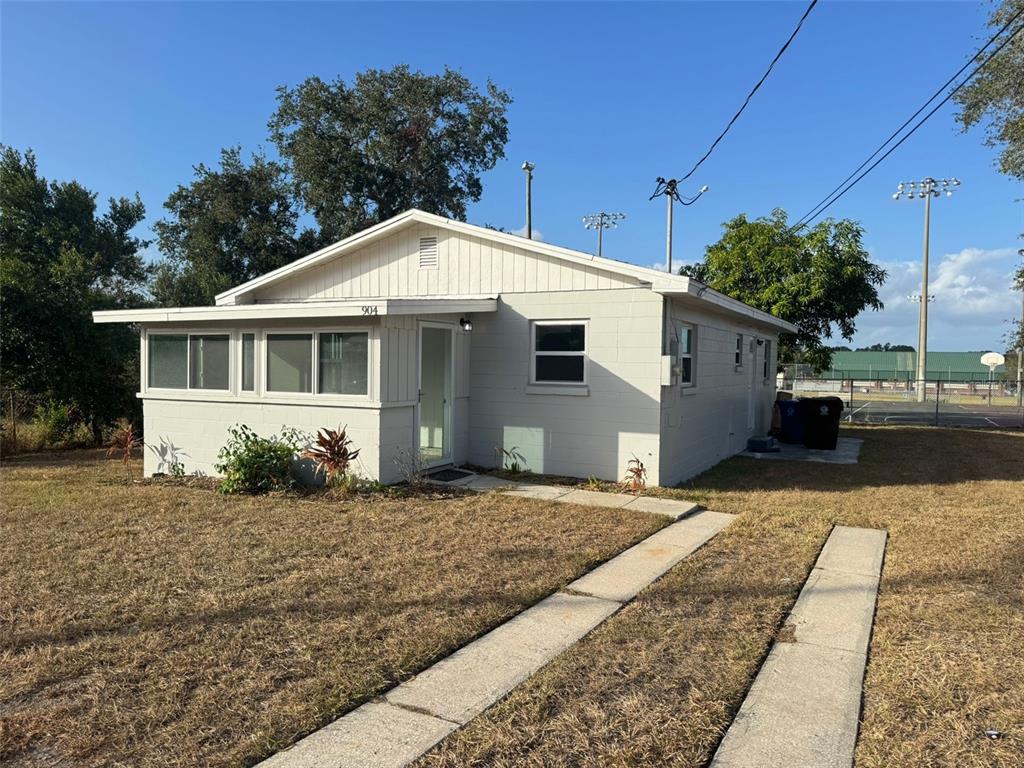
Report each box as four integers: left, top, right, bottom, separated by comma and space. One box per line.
459, 318, 473, 332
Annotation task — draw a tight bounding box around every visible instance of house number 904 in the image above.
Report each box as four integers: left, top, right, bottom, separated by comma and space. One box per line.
361, 305, 379, 315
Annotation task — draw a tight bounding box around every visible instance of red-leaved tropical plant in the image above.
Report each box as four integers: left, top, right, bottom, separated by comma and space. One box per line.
302, 425, 361, 487
622, 454, 648, 494
107, 422, 142, 483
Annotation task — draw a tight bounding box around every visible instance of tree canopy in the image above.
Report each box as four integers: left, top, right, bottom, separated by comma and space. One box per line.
268, 65, 512, 242
151, 147, 311, 307
682, 209, 886, 372
954, 0, 1024, 180
0, 146, 149, 439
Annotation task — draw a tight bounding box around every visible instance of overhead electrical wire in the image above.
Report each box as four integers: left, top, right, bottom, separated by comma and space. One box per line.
792, 6, 1024, 231
674, 0, 819, 184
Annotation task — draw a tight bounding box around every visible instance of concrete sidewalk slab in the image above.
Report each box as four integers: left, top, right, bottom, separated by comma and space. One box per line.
501, 483, 571, 501
568, 512, 735, 603
462, 474, 521, 492
258, 701, 456, 768
557, 489, 637, 508
711, 643, 866, 768
788, 568, 879, 655
815, 525, 887, 577
386, 592, 619, 724
623, 496, 699, 519
709, 524, 886, 768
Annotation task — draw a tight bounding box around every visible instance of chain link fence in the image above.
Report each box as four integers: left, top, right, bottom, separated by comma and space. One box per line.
778, 375, 1024, 428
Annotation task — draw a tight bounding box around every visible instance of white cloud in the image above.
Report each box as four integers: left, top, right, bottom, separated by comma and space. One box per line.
851, 247, 1020, 350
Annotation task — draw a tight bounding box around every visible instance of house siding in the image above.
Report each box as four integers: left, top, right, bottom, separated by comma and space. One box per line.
658, 298, 779, 486
249, 223, 640, 302
467, 288, 664, 484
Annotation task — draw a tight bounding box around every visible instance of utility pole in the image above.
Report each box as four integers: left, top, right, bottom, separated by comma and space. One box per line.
581, 212, 625, 258
650, 178, 709, 274
893, 178, 960, 402
521, 161, 535, 239
1015, 198, 1023, 409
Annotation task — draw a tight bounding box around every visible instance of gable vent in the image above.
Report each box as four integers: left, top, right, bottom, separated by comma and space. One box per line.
418, 236, 439, 268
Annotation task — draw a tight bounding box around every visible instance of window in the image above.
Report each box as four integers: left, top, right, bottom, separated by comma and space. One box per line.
532, 321, 586, 384
735, 334, 744, 367
319, 332, 369, 395
673, 321, 695, 386
148, 334, 187, 389
267, 333, 313, 393
241, 333, 255, 392
763, 340, 772, 381
188, 335, 230, 390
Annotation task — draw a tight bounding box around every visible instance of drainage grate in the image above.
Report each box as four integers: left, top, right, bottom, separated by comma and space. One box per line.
428, 468, 473, 482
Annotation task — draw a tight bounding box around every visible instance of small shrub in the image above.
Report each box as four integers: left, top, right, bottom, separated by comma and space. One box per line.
302, 425, 361, 487
496, 445, 527, 474
107, 421, 142, 483
586, 475, 603, 490
33, 400, 82, 447
148, 437, 189, 476
215, 425, 304, 495
622, 454, 648, 494
393, 447, 429, 487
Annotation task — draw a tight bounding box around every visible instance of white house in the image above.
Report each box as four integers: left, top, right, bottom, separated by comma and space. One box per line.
94, 209, 796, 486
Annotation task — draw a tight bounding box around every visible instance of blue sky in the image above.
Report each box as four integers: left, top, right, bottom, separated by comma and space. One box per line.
3, 1, 1021, 351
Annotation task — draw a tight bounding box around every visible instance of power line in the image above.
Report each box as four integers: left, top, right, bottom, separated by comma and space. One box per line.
792, 8, 1024, 231
675, 0, 818, 184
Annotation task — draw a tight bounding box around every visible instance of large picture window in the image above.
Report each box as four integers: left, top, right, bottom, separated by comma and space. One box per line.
266, 334, 313, 393
319, 332, 369, 395
188, 335, 230, 390
148, 334, 188, 389
532, 321, 587, 384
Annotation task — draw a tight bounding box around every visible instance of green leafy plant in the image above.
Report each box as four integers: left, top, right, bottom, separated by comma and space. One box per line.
622, 454, 648, 494
496, 445, 527, 474
33, 399, 81, 447
215, 424, 304, 495
585, 475, 603, 491
107, 421, 142, 483
302, 425, 361, 487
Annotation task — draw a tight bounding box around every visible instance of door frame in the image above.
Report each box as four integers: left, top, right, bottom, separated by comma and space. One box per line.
416, 320, 456, 468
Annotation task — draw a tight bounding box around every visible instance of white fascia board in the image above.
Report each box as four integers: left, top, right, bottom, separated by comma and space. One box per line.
656, 283, 799, 334
93, 297, 498, 324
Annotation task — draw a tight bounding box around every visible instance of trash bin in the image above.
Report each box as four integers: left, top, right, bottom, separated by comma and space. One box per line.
777, 399, 805, 444
800, 396, 844, 450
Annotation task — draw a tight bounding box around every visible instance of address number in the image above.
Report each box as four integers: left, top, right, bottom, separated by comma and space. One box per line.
361, 305, 379, 315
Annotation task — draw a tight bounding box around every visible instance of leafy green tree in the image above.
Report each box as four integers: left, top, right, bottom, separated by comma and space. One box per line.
152, 147, 309, 306
0, 146, 148, 441
683, 209, 886, 372
954, 0, 1024, 180
269, 65, 511, 241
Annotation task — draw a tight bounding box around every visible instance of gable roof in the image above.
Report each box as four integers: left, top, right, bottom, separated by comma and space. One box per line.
212, 208, 796, 332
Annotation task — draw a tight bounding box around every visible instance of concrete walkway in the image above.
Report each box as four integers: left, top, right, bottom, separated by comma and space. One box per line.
436, 472, 701, 520
258, 509, 735, 768
710, 525, 888, 768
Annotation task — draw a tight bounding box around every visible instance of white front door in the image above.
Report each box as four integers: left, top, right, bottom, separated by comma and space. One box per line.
418, 323, 454, 467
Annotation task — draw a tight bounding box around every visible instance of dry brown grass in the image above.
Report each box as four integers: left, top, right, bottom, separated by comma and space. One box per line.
420, 426, 1024, 768
0, 451, 664, 767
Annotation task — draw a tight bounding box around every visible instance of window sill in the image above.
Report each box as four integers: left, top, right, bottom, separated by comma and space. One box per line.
139, 391, 380, 408
525, 384, 589, 396
680, 386, 698, 397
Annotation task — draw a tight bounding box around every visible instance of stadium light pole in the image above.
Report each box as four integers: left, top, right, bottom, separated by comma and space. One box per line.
582, 212, 625, 258
893, 178, 960, 402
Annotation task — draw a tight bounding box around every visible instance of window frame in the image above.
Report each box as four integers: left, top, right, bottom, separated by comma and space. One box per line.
763, 339, 772, 382
529, 319, 589, 386
735, 333, 744, 369
262, 327, 372, 400
145, 329, 233, 394
239, 332, 257, 393
674, 320, 696, 388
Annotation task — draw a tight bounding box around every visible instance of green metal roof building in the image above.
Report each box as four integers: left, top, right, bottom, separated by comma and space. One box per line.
824, 351, 1005, 381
